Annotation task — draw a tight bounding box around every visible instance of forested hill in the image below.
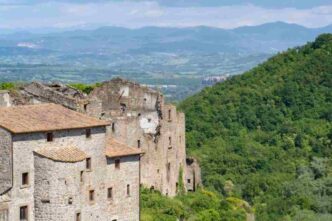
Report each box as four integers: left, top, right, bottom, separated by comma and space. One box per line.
179, 34, 332, 220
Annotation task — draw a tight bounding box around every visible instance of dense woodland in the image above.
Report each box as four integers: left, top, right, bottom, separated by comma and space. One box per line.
1, 34, 331, 221
178, 34, 332, 220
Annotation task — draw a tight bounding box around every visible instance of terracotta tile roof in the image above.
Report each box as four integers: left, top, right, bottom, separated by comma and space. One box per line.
106, 138, 143, 158
34, 146, 87, 163
0, 103, 110, 134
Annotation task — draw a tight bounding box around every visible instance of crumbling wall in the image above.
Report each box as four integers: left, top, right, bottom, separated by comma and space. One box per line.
22, 82, 86, 111
89, 78, 197, 197
185, 157, 202, 192
0, 91, 11, 107
0, 127, 12, 195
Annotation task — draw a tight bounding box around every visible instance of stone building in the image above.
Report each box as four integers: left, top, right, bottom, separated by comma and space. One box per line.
0, 104, 142, 221
1, 78, 202, 197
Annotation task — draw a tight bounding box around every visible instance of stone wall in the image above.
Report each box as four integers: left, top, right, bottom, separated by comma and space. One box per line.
33, 153, 140, 221
185, 157, 202, 192
90, 79, 189, 197
5, 127, 108, 221
21, 82, 87, 111
0, 91, 11, 107
0, 127, 12, 195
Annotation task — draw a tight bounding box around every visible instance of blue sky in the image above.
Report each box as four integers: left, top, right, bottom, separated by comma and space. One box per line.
0, 0, 331, 30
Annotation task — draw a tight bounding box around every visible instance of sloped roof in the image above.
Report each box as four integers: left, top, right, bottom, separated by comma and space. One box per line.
0, 103, 110, 134
106, 138, 143, 158
34, 146, 87, 163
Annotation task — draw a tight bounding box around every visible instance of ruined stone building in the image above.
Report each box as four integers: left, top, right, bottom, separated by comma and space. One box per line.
0, 78, 201, 198
0, 104, 142, 221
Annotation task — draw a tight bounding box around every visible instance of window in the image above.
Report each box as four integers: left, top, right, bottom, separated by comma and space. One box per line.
22, 172, 29, 186
86, 158, 91, 170
112, 122, 115, 132
168, 136, 172, 148
85, 129, 91, 138
80, 171, 84, 183
68, 197, 73, 205
84, 104, 88, 111
46, 132, 53, 142
89, 190, 95, 202
107, 187, 113, 199
19, 206, 28, 221
127, 184, 130, 196
187, 179, 191, 184
168, 109, 171, 121
167, 163, 171, 182
115, 159, 120, 169
76, 212, 81, 221
137, 140, 141, 148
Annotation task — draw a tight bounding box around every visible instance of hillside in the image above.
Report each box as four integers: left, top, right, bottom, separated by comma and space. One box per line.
178, 34, 332, 220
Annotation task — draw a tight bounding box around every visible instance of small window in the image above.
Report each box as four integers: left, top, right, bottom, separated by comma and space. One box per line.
20, 206, 28, 221
84, 104, 88, 111
112, 122, 115, 132
169, 137, 172, 146
22, 172, 29, 186
137, 140, 141, 148
89, 190, 95, 201
148, 118, 151, 123
86, 158, 91, 170
187, 179, 191, 184
115, 159, 120, 169
127, 184, 130, 196
80, 171, 84, 183
46, 132, 53, 142
68, 197, 73, 205
85, 129, 91, 138
168, 109, 171, 121
108, 187, 113, 199
76, 212, 81, 221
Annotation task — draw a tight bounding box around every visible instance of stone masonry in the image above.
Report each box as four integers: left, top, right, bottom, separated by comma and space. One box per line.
0, 104, 142, 221
1, 78, 202, 197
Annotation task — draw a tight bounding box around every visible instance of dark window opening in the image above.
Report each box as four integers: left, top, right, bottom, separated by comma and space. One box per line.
84, 104, 88, 111
137, 140, 141, 148
89, 190, 95, 201
168, 109, 171, 121
187, 179, 191, 184
85, 128, 91, 138
112, 122, 115, 132
22, 172, 29, 186
168, 136, 172, 148
115, 159, 120, 169
46, 132, 53, 142
80, 171, 84, 183
68, 197, 73, 205
127, 184, 130, 196
20, 206, 28, 221
120, 103, 127, 113
86, 158, 91, 170
108, 187, 113, 199
167, 163, 171, 182
76, 212, 81, 221
148, 118, 151, 123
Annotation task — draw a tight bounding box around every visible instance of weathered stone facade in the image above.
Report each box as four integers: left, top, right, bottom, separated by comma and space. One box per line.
89, 79, 189, 196
0, 105, 141, 221
0, 91, 11, 107
4, 78, 201, 197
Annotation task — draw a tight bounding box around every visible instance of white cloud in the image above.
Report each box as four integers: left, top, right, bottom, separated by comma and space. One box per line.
0, 1, 331, 29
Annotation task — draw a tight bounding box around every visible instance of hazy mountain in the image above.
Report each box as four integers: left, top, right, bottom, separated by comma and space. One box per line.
0, 22, 331, 54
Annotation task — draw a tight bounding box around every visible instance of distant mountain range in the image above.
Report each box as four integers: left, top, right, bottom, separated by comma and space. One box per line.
0, 22, 331, 100
0, 22, 331, 55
